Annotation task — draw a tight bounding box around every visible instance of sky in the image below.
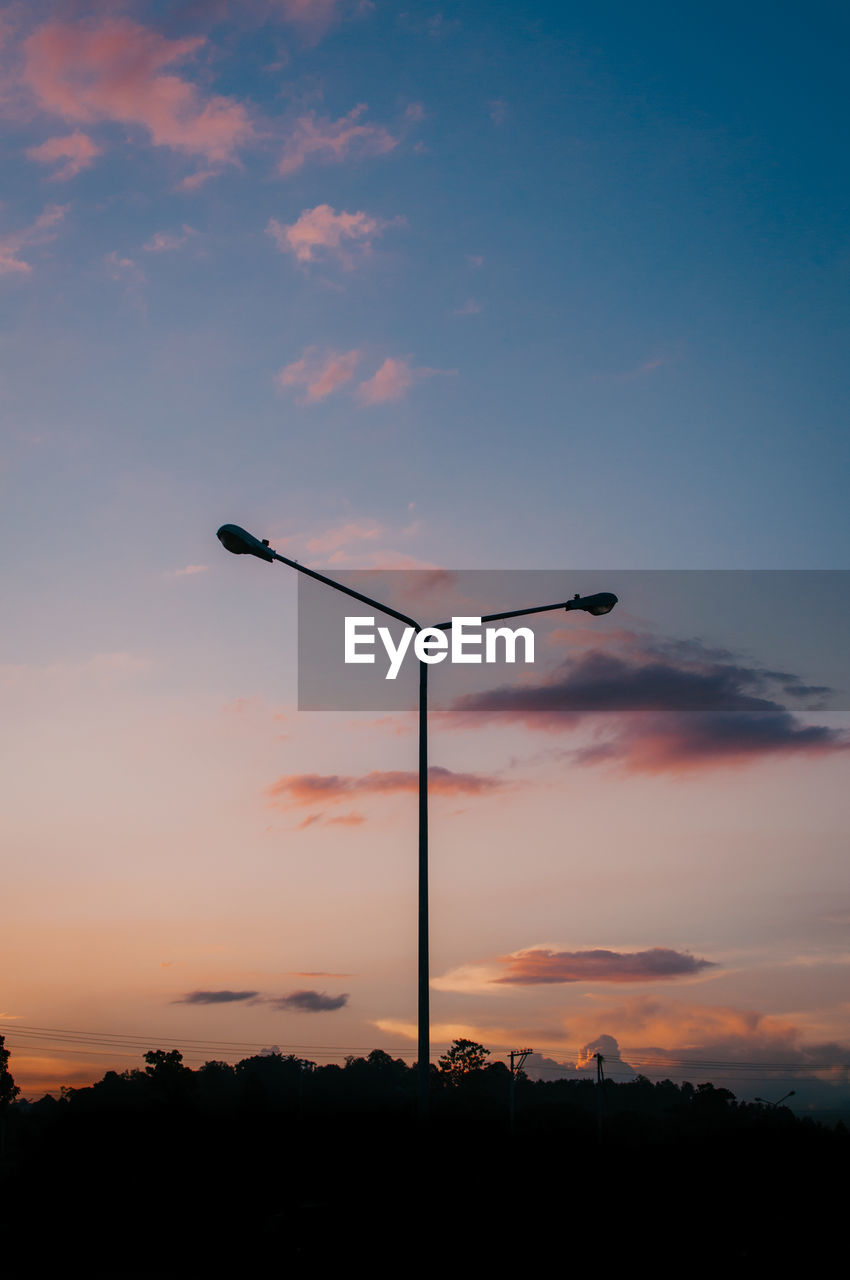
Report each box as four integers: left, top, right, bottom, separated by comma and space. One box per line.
2, 0, 850, 1109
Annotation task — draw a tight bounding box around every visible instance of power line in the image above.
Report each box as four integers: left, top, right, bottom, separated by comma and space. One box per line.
2, 1023, 420, 1060
3, 1021, 848, 1077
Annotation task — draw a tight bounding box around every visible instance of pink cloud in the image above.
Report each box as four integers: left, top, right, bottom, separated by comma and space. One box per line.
278, 103, 396, 175
305, 520, 382, 554
272, 0, 339, 41
326, 811, 366, 826
355, 357, 415, 403
171, 564, 208, 578
267, 204, 388, 265
142, 226, 195, 252
0, 253, 32, 280
0, 202, 68, 276
175, 168, 221, 192
452, 632, 848, 774
355, 357, 455, 405
275, 347, 360, 403
576, 711, 850, 776
23, 18, 254, 163
266, 765, 504, 808
272, 517, 439, 569
26, 130, 101, 180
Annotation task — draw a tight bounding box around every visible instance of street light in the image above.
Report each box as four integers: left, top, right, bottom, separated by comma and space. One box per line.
756, 1091, 796, 1108
217, 522, 617, 1118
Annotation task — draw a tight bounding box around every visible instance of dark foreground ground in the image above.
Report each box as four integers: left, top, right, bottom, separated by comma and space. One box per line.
2, 1058, 847, 1271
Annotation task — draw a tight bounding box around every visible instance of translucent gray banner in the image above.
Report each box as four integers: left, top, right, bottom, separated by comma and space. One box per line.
297, 570, 850, 713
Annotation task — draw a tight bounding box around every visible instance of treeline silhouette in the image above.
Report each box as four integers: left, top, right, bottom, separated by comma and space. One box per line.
2, 1040, 846, 1271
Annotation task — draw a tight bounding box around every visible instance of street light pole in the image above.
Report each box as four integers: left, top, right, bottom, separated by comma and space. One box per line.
216, 523, 617, 1120
418, 658, 429, 1119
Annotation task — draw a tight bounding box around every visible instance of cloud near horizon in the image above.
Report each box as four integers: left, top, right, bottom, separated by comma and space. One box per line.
269, 990, 348, 1012
178, 990, 258, 1004
177, 988, 347, 1011
493, 946, 716, 985
525, 1002, 850, 1098
23, 17, 254, 164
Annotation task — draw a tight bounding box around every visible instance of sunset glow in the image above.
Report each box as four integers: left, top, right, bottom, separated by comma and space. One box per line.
2, 1, 849, 1122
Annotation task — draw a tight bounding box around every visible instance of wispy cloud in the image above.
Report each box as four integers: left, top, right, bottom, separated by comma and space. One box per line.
142, 226, 195, 253
453, 297, 481, 315
23, 18, 254, 163
271, 516, 438, 570
167, 564, 208, 578
275, 347, 360, 403
271, 0, 341, 43
0, 202, 68, 276
278, 103, 396, 175
26, 130, 101, 180
266, 765, 504, 809
276, 350, 452, 408
355, 356, 455, 405
175, 168, 220, 192
595, 350, 679, 382
290, 971, 353, 977
104, 250, 146, 310
571, 709, 848, 775
267, 204, 391, 266
305, 520, 382, 554
177, 990, 258, 1004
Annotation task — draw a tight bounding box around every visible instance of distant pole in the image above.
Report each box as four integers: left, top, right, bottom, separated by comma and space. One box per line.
595, 1052, 605, 1141
755, 1090, 795, 1109
508, 1047, 532, 1133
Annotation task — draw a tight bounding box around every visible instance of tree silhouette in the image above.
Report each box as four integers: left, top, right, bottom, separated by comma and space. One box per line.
0, 1034, 19, 1107
438, 1038, 490, 1084
142, 1048, 193, 1103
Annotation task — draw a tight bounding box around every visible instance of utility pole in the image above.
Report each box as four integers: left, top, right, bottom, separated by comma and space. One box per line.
508, 1047, 532, 1133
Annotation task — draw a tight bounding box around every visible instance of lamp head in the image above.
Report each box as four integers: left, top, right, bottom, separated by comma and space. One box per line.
565, 591, 618, 616
216, 524, 275, 562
